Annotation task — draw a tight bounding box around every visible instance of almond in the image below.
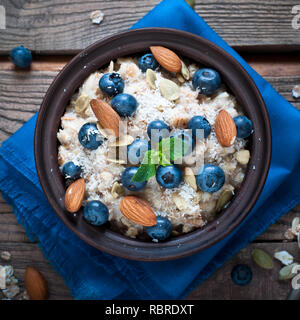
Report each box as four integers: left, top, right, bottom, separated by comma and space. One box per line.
25, 266, 48, 300
90, 99, 121, 137
150, 46, 181, 73
120, 196, 157, 226
64, 178, 85, 213
215, 110, 237, 147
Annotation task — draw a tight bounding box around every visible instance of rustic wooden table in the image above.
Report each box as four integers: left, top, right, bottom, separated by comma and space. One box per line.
0, 0, 300, 300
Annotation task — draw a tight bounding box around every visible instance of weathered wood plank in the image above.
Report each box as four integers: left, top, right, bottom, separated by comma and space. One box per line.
0, 213, 30, 243
256, 205, 300, 241
0, 56, 299, 142
0, 56, 300, 299
1, 241, 298, 300
187, 242, 300, 300
0, 242, 72, 300
0, 0, 299, 54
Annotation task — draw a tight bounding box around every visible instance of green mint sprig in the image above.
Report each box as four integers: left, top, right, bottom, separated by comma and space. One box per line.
131, 136, 188, 183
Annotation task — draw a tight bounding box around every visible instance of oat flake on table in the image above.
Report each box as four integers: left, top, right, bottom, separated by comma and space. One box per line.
90, 10, 104, 25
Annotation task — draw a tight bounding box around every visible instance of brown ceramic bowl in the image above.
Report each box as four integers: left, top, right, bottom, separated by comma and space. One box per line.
35, 28, 271, 261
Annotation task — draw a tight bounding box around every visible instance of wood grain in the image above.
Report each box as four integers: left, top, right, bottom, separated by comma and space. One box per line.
187, 242, 300, 300
0, 0, 300, 54
0, 242, 72, 300
1, 54, 299, 142
0, 54, 300, 299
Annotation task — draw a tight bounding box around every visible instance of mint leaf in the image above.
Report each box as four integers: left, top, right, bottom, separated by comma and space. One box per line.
159, 137, 188, 162
131, 163, 156, 182
160, 152, 172, 166
130, 150, 159, 182
131, 136, 188, 182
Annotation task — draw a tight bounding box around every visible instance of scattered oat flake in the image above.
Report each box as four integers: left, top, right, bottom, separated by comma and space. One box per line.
291, 217, 300, 235
292, 85, 300, 99
90, 10, 104, 25
0, 251, 11, 261
22, 290, 29, 300
274, 250, 294, 265
284, 228, 296, 240
2, 284, 20, 299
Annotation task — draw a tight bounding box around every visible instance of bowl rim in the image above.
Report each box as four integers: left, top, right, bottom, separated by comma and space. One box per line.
34, 27, 272, 261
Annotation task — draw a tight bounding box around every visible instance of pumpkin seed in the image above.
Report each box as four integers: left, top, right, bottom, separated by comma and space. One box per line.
108, 134, 134, 147
279, 263, 300, 280
251, 249, 274, 269
108, 60, 114, 73
74, 95, 90, 114
111, 182, 125, 199
146, 69, 157, 90
181, 61, 190, 80
176, 73, 185, 83
216, 189, 234, 212
96, 122, 110, 139
184, 167, 197, 191
159, 79, 180, 101
235, 150, 250, 165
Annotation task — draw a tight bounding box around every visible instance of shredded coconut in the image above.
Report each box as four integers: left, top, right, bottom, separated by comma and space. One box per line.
57, 57, 248, 238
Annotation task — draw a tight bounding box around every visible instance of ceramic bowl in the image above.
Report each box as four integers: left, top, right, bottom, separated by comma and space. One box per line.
35, 28, 271, 261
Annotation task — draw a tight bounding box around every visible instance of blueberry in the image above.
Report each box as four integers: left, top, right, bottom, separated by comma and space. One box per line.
188, 116, 211, 139
138, 53, 159, 72
234, 116, 253, 138
121, 167, 147, 191
147, 120, 170, 143
10, 46, 32, 69
127, 139, 149, 165
146, 217, 172, 241
111, 93, 138, 117
196, 164, 225, 193
192, 68, 221, 95
156, 165, 183, 189
62, 161, 82, 180
231, 264, 252, 286
83, 200, 109, 226
78, 123, 104, 150
99, 73, 124, 96
171, 130, 195, 156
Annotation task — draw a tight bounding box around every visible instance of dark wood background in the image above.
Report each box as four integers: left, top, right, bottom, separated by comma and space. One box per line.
0, 0, 300, 300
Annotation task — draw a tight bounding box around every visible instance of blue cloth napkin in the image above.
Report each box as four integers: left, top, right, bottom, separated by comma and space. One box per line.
1, 0, 300, 299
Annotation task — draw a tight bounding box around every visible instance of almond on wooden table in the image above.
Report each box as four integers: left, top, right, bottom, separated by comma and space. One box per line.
64, 178, 85, 213
120, 196, 157, 227
90, 98, 121, 137
215, 110, 237, 147
150, 46, 182, 73
25, 266, 48, 300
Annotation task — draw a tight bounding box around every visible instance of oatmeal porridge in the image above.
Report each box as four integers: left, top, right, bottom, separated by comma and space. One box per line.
57, 46, 253, 241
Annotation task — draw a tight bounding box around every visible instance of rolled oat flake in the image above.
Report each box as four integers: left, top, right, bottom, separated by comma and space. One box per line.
292, 85, 300, 99
0, 251, 11, 261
